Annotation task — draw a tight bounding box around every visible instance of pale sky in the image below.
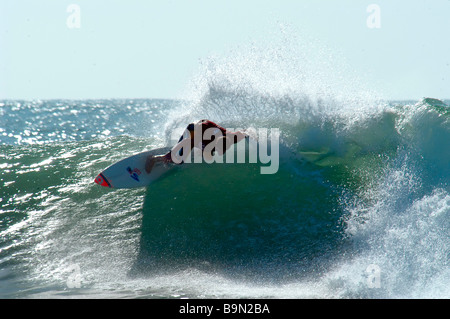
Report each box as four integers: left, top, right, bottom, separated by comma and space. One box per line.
1, 0, 449, 100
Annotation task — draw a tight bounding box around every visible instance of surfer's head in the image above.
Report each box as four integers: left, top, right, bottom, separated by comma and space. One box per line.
187, 123, 195, 139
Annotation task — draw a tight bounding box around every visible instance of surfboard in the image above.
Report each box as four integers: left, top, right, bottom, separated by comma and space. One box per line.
94, 147, 174, 189
95, 134, 261, 189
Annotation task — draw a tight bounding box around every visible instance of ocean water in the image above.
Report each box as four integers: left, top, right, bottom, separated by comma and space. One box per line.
1, 43, 449, 298
1, 95, 448, 299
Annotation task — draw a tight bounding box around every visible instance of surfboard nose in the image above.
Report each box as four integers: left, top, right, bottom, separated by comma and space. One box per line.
94, 173, 111, 188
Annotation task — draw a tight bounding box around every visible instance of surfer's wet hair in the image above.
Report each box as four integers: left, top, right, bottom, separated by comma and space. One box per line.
187, 123, 195, 131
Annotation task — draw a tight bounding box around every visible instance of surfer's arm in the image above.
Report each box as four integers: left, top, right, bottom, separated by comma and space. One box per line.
232, 131, 248, 143
168, 136, 196, 164
145, 154, 171, 173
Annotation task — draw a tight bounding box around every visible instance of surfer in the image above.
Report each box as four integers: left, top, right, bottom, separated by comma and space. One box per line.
145, 120, 248, 173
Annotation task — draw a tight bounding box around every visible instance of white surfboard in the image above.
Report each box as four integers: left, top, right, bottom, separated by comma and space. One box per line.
94, 147, 174, 189
95, 135, 259, 189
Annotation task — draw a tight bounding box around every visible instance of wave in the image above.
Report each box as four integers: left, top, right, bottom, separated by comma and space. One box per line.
1, 95, 448, 297
132, 78, 449, 291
